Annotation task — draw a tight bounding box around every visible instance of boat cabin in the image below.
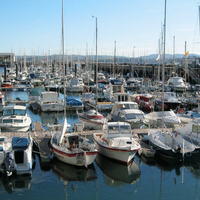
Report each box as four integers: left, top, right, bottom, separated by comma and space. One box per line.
3, 105, 27, 116
110, 102, 139, 115
104, 122, 132, 138
40, 91, 59, 103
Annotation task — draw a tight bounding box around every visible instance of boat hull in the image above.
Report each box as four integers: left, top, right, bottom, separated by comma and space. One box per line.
39, 103, 64, 112
93, 134, 139, 164
52, 145, 97, 167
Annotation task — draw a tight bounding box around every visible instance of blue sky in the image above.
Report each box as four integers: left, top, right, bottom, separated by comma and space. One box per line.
1, 0, 200, 57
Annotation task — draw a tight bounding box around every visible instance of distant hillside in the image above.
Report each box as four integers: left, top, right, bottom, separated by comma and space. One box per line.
16, 53, 200, 64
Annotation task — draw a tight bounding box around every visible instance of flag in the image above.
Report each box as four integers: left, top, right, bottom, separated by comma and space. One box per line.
184, 51, 189, 57
156, 54, 160, 61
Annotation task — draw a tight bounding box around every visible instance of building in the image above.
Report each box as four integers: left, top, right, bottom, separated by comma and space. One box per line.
0, 53, 15, 67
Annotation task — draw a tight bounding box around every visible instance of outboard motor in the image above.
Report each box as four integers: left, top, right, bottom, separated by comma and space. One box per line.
3, 152, 15, 176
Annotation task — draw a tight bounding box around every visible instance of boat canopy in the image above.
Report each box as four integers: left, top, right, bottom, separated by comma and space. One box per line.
12, 137, 30, 150
66, 97, 82, 106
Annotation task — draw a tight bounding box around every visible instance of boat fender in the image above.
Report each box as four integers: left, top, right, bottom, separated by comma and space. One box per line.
178, 109, 184, 114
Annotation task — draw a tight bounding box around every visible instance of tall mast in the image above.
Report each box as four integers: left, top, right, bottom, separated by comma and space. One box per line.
62, 0, 66, 117
113, 41, 116, 78
95, 17, 98, 114
162, 0, 167, 129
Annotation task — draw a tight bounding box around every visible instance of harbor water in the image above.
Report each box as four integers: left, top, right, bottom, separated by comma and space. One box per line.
0, 90, 200, 200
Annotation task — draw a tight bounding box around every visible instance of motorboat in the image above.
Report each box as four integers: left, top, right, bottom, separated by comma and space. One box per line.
66, 77, 84, 93
87, 96, 114, 111
176, 109, 200, 124
124, 78, 140, 91
103, 79, 125, 102
66, 96, 84, 111
176, 118, 200, 146
77, 109, 106, 130
1, 81, 14, 89
0, 105, 32, 132
148, 128, 197, 161
0, 135, 33, 176
51, 117, 98, 167
154, 92, 181, 111
166, 76, 188, 92
135, 95, 152, 112
107, 101, 148, 129
80, 92, 95, 103
29, 87, 46, 111
144, 110, 181, 128
37, 91, 64, 112
93, 122, 141, 164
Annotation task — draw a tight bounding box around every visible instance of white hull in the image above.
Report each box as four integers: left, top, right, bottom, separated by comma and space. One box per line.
0, 125, 31, 132
51, 123, 98, 167
52, 145, 97, 167
40, 103, 64, 112
78, 116, 105, 130
93, 137, 138, 164
93, 123, 140, 165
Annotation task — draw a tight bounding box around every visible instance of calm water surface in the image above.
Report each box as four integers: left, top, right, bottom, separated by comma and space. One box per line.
0, 90, 200, 200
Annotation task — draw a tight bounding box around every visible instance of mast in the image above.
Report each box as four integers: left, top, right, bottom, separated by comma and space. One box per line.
62, 0, 66, 118
162, 0, 167, 129
59, 0, 67, 145
113, 41, 116, 78
95, 17, 98, 114
184, 41, 187, 96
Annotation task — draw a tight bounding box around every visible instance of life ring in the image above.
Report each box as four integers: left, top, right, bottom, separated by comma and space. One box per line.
178, 109, 184, 114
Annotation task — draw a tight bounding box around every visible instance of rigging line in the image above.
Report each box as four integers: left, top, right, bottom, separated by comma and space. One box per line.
192, 8, 200, 53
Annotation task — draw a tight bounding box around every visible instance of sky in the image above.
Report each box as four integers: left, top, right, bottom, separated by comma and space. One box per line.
1, 0, 200, 57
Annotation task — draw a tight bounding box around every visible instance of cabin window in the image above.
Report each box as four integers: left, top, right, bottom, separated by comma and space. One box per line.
3, 119, 12, 123
120, 125, 131, 134
192, 124, 200, 133
14, 119, 23, 123
108, 126, 119, 134
3, 109, 13, 116
14, 109, 26, 116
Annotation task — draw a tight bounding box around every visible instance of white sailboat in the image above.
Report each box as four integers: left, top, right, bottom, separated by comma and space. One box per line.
50, 0, 97, 167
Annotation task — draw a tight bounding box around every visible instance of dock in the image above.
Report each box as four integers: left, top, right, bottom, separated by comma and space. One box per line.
0, 128, 151, 139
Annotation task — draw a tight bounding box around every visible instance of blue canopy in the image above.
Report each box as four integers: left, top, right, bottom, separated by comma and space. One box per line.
12, 137, 30, 150
66, 97, 82, 106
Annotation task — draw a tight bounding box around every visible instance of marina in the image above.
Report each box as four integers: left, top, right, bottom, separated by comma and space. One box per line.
2, 0, 200, 199
0, 82, 199, 199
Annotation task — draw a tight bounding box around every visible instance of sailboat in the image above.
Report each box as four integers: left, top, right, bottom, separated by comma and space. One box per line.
50, 0, 98, 167
77, 17, 107, 130
148, 0, 196, 162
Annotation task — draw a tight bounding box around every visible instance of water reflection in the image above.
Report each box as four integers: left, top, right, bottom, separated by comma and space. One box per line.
0, 174, 31, 194
52, 157, 97, 183
154, 155, 183, 176
95, 154, 141, 186
184, 155, 200, 178
39, 111, 79, 131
